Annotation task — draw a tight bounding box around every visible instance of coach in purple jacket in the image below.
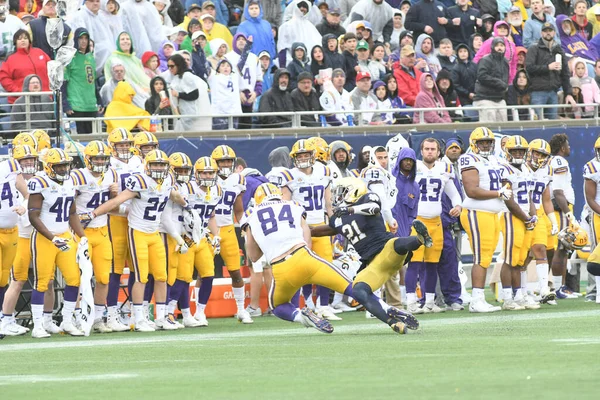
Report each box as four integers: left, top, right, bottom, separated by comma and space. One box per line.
391, 147, 419, 237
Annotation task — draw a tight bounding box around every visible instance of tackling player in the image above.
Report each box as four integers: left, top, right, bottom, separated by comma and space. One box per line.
458, 128, 512, 313
311, 178, 429, 333
28, 148, 89, 338
406, 138, 462, 314
72, 141, 116, 332
88, 150, 190, 331
211, 145, 253, 324
281, 140, 338, 319
498, 136, 539, 310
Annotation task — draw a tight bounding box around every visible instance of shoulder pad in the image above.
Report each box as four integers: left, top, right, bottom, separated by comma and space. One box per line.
585, 161, 599, 174
71, 169, 88, 186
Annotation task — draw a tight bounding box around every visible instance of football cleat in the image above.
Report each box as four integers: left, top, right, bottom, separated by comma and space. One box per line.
412, 220, 433, 248
365, 311, 376, 319
182, 316, 203, 328
134, 320, 156, 332
316, 306, 342, 321
390, 321, 407, 334
387, 306, 419, 330
539, 290, 557, 304
469, 299, 500, 313
193, 311, 209, 327
167, 314, 185, 329
446, 303, 465, 311
43, 319, 63, 334
501, 299, 526, 311
155, 317, 179, 330
1, 320, 28, 336
304, 296, 316, 311
299, 307, 334, 334
245, 306, 263, 318
422, 303, 445, 313
60, 320, 85, 336
406, 302, 425, 315
92, 320, 113, 333
333, 302, 359, 312
519, 295, 541, 310
236, 310, 254, 324
106, 317, 130, 332
31, 326, 51, 339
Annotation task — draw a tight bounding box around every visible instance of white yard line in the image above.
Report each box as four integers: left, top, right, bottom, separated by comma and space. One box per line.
0, 373, 138, 385
0, 310, 598, 353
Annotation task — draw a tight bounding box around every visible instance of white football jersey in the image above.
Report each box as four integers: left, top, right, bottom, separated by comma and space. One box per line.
0, 159, 21, 229
526, 163, 553, 210
458, 153, 504, 213
71, 168, 112, 228
215, 173, 246, 227
413, 160, 454, 218
107, 156, 143, 217
225, 51, 263, 92
266, 167, 288, 187
181, 181, 223, 230
242, 200, 307, 263
280, 164, 332, 225
17, 187, 32, 238
125, 173, 173, 233
499, 162, 531, 214
28, 172, 76, 235
361, 165, 397, 210
549, 155, 575, 205
583, 158, 600, 207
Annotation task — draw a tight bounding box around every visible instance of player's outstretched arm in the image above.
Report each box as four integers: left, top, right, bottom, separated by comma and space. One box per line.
310, 225, 338, 237
169, 190, 188, 207
28, 193, 54, 241
93, 190, 137, 217
244, 226, 263, 263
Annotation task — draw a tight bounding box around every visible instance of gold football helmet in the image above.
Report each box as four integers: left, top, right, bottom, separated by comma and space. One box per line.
84, 141, 111, 173
211, 145, 236, 177
107, 127, 134, 160
12, 132, 38, 151
144, 150, 170, 181
290, 139, 315, 169
195, 156, 219, 187
134, 131, 159, 158
12, 145, 38, 174
527, 139, 551, 170
31, 129, 51, 151
469, 127, 495, 157
504, 135, 528, 165
307, 137, 330, 164
254, 183, 283, 205
44, 148, 73, 181
558, 225, 588, 251
169, 152, 193, 183
333, 177, 367, 206
595, 137, 600, 162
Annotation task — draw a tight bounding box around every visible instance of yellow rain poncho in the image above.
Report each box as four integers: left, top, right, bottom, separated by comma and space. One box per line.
105, 81, 151, 132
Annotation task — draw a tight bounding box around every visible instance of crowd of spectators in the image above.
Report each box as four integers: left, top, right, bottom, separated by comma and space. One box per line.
1, 0, 600, 133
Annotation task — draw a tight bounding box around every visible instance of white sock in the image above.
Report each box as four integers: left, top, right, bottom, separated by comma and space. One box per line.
133, 304, 144, 325
196, 303, 206, 314
32, 304, 44, 328
156, 303, 166, 320
332, 292, 344, 307
406, 292, 417, 305
425, 293, 435, 306
107, 306, 117, 318
62, 301, 76, 319
43, 312, 52, 324
502, 288, 513, 301
400, 285, 407, 303
193, 287, 199, 302
293, 309, 303, 323
167, 300, 177, 315
553, 275, 563, 290
472, 288, 485, 301
94, 305, 105, 318
536, 263, 549, 291
181, 308, 191, 318
232, 287, 245, 313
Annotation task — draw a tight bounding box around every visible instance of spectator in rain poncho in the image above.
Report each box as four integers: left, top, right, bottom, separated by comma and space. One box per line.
154, 0, 174, 27
208, 58, 242, 129
200, 11, 233, 49
278, 0, 322, 68
120, 0, 164, 56
105, 81, 151, 132
103, 31, 151, 97
207, 37, 229, 69
179, 17, 201, 52
69, 0, 116, 74
345, 0, 395, 42
283, 0, 323, 25
99, 0, 123, 44
100, 60, 148, 108
168, 53, 212, 131
237, 0, 276, 58
158, 40, 176, 72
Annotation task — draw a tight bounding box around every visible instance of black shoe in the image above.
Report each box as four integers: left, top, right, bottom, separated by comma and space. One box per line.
413, 220, 433, 248
387, 306, 419, 330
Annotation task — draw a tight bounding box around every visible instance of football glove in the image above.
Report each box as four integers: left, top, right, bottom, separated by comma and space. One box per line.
525, 215, 538, 231
176, 236, 189, 254
498, 184, 512, 201
52, 236, 70, 252
212, 235, 221, 255
565, 211, 580, 229
78, 212, 96, 229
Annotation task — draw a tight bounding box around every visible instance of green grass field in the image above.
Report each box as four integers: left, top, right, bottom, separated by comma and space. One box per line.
1, 299, 599, 399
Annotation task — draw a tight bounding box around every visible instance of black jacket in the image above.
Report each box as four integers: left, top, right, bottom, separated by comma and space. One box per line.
525, 38, 572, 95
405, 0, 447, 46
290, 88, 322, 127
436, 69, 461, 120
286, 43, 311, 92
29, 16, 72, 59
445, 5, 481, 47
506, 70, 532, 121
258, 68, 294, 128
474, 38, 509, 102
316, 17, 346, 38
451, 44, 477, 106
343, 50, 358, 91
322, 34, 346, 70
438, 55, 456, 71
473, 0, 498, 19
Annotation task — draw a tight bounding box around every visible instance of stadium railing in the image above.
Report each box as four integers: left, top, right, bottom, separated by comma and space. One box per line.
0, 91, 56, 136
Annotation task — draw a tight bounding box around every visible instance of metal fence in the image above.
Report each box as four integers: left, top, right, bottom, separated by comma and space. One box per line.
0, 91, 56, 137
